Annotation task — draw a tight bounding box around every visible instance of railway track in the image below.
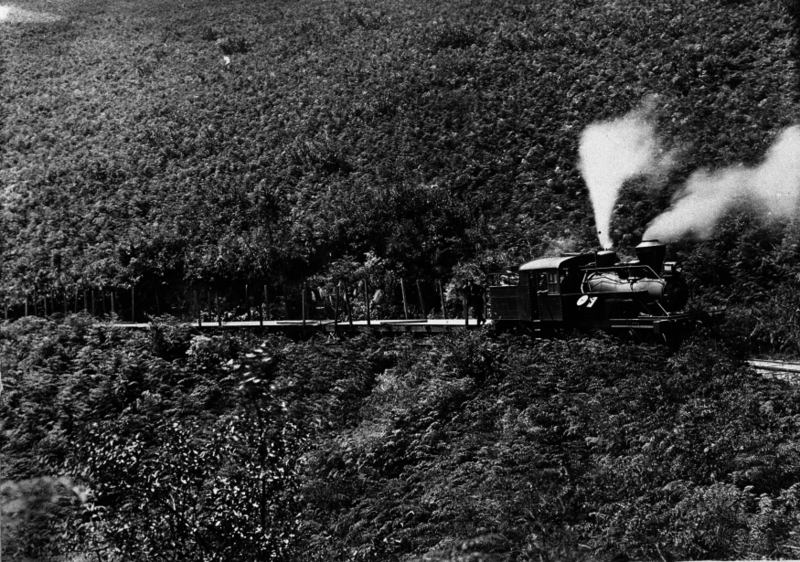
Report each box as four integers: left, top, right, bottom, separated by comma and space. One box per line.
112, 317, 800, 379
748, 359, 800, 383
116, 317, 486, 334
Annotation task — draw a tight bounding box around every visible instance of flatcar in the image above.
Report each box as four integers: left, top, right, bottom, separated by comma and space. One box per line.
489, 240, 722, 345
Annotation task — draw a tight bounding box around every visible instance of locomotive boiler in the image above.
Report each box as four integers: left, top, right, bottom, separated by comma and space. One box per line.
489, 240, 721, 345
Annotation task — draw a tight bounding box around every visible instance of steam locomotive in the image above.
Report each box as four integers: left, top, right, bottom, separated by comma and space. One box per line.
489, 240, 722, 345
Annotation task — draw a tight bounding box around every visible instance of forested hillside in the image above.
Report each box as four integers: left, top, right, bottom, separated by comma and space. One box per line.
6, 0, 800, 562
7, 320, 800, 561
2, 0, 800, 351
5, 1, 800, 560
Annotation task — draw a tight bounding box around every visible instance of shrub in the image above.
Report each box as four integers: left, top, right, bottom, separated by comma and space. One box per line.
216, 35, 250, 55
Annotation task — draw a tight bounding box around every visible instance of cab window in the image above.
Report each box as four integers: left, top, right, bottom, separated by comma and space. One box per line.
547, 271, 559, 294
537, 273, 547, 291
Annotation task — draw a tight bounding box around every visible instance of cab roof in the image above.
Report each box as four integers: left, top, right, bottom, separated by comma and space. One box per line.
519, 253, 594, 272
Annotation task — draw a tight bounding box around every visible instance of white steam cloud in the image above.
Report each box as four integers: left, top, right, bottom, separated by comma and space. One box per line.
578, 98, 675, 249
643, 125, 800, 242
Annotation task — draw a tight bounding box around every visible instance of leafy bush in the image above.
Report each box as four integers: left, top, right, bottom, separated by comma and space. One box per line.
292, 332, 800, 561
74, 411, 300, 561
0, 318, 302, 560
0, 476, 87, 560
216, 35, 250, 55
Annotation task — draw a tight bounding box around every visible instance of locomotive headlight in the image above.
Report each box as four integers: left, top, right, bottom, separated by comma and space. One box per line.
664, 261, 683, 275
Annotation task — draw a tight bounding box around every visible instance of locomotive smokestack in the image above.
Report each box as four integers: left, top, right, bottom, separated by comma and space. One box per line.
595, 250, 618, 268
635, 240, 667, 275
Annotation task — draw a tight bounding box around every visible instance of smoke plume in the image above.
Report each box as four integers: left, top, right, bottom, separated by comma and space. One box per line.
578, 98, 675, 249
643, 125, 800, 242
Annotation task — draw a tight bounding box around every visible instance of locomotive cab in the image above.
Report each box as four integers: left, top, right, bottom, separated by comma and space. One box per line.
489, 253, 595, 325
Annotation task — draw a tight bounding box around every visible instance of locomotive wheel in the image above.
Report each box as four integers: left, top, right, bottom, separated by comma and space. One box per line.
517, 324, 535, 338
628, 328, 646, 344
661, 332, 682, 351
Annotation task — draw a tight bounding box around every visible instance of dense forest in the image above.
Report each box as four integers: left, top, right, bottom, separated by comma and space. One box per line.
1, 0, 800, 347
3, 0, 800, 559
